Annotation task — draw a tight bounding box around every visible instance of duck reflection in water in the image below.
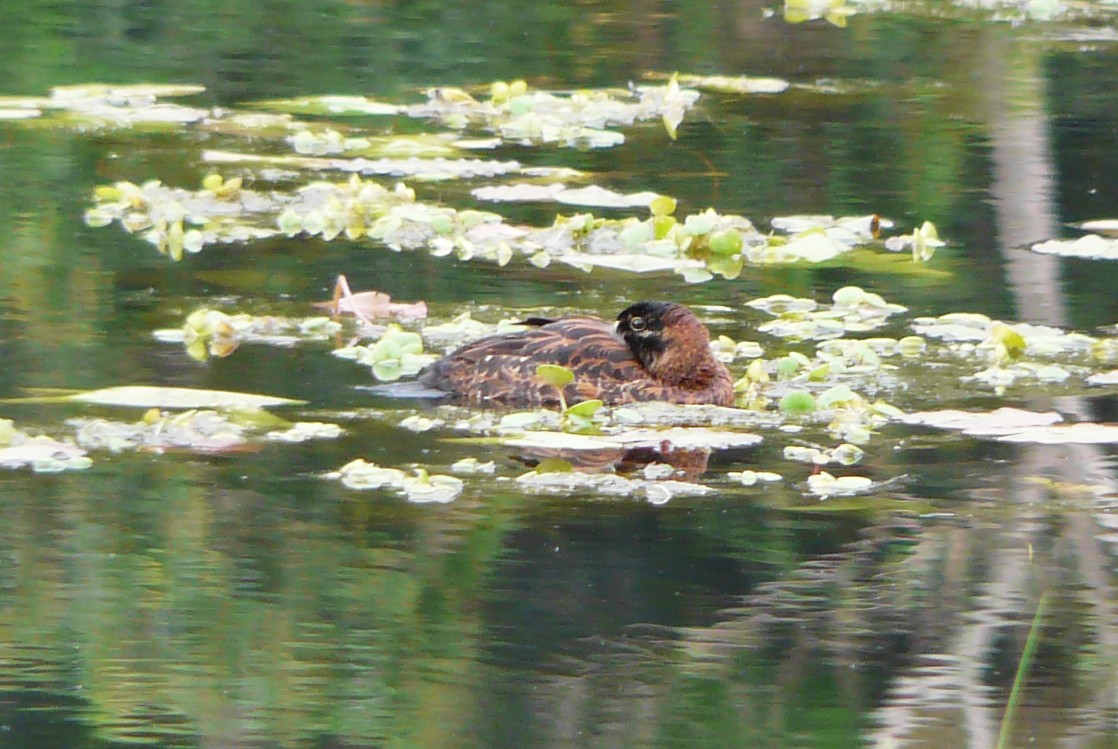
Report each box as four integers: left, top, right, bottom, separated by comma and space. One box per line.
420, 301, 734, 407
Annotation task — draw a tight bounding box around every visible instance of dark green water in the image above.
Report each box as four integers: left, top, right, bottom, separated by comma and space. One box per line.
3, 2, 1118, 748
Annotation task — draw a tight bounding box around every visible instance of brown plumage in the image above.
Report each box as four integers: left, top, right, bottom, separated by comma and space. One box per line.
419, 301, 734, 407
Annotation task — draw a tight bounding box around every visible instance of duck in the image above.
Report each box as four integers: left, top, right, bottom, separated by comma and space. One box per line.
418, 301, 734, 407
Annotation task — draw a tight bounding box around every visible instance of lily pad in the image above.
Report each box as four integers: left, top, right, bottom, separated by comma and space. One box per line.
6, 385, 305, 410
402, 79, 701, 147
489, 426, 763, 452
514, 469, 712, 503
248, 95, 401, 116
204, 149, 523, 181
0, 421, 91, 472
472, 183, 660, 208
326, 460, 464, 503
673, 73, 791, 95
1031, 234, 1118, 260
806, 472, 876, 498
902, 407, 1063, 433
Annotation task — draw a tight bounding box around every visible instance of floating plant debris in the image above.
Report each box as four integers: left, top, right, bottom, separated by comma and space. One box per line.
513, 469, 712, 504
153, 308, 343, 361
0, 419, 91, 473
86, 167, 924, 284
750, 286, 907, 341
326, 460, 464, 503
333, 325, 436, 382
70, 409, 339, 453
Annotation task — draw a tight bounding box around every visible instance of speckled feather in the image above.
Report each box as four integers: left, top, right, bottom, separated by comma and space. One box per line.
419, 302, 734, 407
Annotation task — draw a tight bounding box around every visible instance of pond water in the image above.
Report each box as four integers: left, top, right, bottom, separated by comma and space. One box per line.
3, 1, 1118, 747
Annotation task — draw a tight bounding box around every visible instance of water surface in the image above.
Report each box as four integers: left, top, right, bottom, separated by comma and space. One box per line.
2, 2, 1118, 748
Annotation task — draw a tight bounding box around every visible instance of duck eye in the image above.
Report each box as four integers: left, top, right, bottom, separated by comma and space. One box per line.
629, 316, 646, 332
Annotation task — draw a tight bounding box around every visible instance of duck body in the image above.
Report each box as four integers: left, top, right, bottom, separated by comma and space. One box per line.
419, 302, 734, 407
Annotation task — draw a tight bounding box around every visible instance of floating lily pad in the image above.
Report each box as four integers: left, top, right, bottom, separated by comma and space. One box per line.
472, 183, 660, 208
70, 410, 290, 453
204, 149, 523, 181
326, 460, 464, 503
1087, 370, 1118, 386
1031, 234, 1118, 259
513, 469, 712, 503
672, 73, 791, 95
988, 423, 1118, 444
265, 422, 344, 443
806, 471, 876, 498
450, 457, 497, 474
154, 308, 343, 361
248, 95, 401, 116
902, 407, 1063, 432
46, 83, 209, 127
333, 325, 436, 382
6, 385, 305, 409
752, 286, 907, 341
783, 442, 865, 465
727, 469, 784, 485
884, 221, 944, 261
0, 419, 91, 472
487, 426, 763, 452
402, 79, 700, 147
784, 0, 858, 27
1080, 219, 1118, 235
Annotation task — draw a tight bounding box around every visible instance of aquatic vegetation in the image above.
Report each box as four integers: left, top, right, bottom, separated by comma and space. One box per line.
805, 472, 876, 498
472, 183, 661, 208
0, 418, 91, 472
784, 0, 858, 27
402, 77, 700, 144
750, 286, 907, 341
491, 426, 763, 452
883, 220, 944, 262
726, 469, 784, 486
334, 325, 435, 381
671, 73, 791, 95
326, 460, 464, 503
513, 468, 712, 504
783, 442, 866, 466
908, 312, 1105, 391
18, 83, 209, 128
70, 409, 341, 453
154, 308, 343, 361
901, 406, 1118, 444
4, 385, 304, 409
449, 457, 497, 475
204, 148, 527, 182
17, 70, 1118, 508
1031, 233, 1118, 259
85, 169, 923, 284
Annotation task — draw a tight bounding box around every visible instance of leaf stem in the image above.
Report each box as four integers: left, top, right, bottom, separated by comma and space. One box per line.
996, 591, 1049, 749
